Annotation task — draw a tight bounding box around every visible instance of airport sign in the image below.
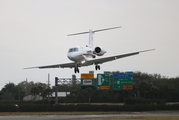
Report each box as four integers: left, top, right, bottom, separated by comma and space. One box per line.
104, 71, 111, 75
113, 74, 133, 78
122, 85, 133, 90
81, 79, 94, 86
113, 73, 133, 90
81, 73, 95, 89
81, 73, 94, 79
96, 74, 110, 90
89, 71, 94, 74
100, 86, 110, 90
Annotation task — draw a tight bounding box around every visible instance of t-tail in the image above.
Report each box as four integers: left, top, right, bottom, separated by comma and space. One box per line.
67, 26, 121, 49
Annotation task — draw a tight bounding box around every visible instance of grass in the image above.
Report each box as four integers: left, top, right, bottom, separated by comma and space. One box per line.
0, 112, 122, 116
85, 116, 179, 120
0, 112, 179, 120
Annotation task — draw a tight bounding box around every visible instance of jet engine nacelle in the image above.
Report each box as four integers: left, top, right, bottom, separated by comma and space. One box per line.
93, 46, 106, 56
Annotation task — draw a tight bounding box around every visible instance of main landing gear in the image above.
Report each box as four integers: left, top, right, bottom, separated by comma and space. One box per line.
74, 67, 79, 73
95, 65, 100, 70
74, 65, 100, 73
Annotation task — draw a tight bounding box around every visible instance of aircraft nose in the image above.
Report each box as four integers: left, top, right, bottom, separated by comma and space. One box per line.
67, 53, 72, 59
68, 53, 75, 61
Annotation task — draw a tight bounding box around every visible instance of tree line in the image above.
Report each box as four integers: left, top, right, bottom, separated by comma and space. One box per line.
0, 71, 179, 103
0, 81, 52, 102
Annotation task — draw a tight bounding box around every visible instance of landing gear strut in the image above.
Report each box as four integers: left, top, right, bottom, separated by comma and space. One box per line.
95, 65, 100, 70
74, 67, 79, 73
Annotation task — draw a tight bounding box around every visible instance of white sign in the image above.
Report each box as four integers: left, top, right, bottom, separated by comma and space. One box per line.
83, 79, 93, 85
97, 74, 104, 85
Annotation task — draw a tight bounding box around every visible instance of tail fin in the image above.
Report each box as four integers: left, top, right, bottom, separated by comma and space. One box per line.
67, 26, 121, 49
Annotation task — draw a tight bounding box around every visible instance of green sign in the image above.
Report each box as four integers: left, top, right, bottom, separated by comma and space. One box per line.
96, 74, 110, 90
104, 71, 111, 74
89, 71, 94, 74
113, 74, 133, 90
125, 71, 133, 74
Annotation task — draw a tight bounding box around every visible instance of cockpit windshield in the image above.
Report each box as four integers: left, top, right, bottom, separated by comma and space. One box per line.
68, 47, 79, 53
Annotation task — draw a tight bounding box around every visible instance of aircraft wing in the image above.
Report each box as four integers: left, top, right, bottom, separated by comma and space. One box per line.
85, 49, 155, 65
24, 62, 76, 69
25, 49, 154, 69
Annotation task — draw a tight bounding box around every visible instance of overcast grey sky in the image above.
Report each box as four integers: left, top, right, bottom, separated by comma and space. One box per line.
0, 0, 179, 89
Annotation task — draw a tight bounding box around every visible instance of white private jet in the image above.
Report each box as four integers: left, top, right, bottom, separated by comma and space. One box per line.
25, 26, 154, 73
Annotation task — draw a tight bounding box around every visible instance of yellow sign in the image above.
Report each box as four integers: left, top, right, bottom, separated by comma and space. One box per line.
81, 74, 94, 79
100, 86, 110, 90
122, 85, 133, 90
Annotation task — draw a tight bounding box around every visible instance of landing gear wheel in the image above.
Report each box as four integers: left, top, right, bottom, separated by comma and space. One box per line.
74, 67, 79, 73
95, 65, 100, 70
98, 65, 100, 70
95, 65, 98, 70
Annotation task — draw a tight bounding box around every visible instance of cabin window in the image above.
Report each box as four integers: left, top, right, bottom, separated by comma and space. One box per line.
68, 48, 73, 53
87, 50, 92, 54
68, 47, 79, 53
74, 48, 79, 52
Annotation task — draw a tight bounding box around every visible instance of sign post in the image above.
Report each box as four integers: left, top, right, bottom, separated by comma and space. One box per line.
55, 77, 58, 104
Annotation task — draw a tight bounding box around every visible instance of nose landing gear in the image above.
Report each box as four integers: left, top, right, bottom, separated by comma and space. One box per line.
95, 65, 100, 70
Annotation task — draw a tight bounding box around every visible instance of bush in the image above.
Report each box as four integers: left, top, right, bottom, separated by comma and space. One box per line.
0, 104, 179, 112
124, 97, 166, 105
0, 104, 17, 112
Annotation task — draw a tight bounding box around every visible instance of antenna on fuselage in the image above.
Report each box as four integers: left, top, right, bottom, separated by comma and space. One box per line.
67, 26, 121, 49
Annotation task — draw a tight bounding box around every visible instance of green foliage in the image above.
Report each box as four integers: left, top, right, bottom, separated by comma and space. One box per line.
124, 97, 166, 105
1, 83, 19, 100
0, 81, 53, 101
0, 104, 17, 112
0, 71, 179, 103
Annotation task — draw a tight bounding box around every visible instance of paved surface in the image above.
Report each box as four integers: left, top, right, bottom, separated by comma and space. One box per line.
0, 111, 179, 120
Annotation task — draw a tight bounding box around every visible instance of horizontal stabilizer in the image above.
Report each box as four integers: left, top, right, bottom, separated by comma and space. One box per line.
67, 26, 121, 36
93, 26, 121, 33
67, 31, 89, 36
